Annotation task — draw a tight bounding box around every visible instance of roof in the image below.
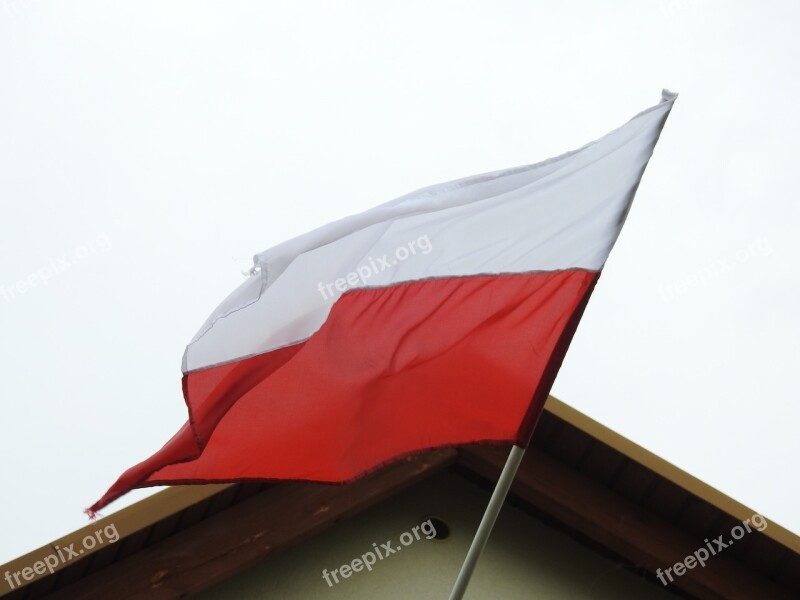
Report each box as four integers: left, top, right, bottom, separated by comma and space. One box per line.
2, 396, 798, 599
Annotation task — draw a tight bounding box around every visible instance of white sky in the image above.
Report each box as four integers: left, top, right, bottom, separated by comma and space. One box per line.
1, 1, 797, 564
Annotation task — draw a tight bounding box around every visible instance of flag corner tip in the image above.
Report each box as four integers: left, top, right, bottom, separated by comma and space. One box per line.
661, 89, 679, 101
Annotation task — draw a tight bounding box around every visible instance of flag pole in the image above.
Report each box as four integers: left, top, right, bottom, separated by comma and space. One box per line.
448, 444, 527, 600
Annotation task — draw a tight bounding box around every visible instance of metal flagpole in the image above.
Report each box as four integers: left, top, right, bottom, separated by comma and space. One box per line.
448, 444, 527, 600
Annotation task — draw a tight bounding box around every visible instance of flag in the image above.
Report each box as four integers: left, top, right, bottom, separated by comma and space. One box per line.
89, 90, 677, 515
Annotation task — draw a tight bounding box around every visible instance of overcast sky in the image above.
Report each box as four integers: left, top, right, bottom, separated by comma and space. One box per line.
1, 1, 797, 564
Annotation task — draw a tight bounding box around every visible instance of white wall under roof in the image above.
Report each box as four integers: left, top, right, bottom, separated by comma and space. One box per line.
196, 472, 676, 599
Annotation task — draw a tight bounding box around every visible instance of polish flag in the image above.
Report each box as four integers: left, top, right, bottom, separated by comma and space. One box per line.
89, 91, 677, 515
